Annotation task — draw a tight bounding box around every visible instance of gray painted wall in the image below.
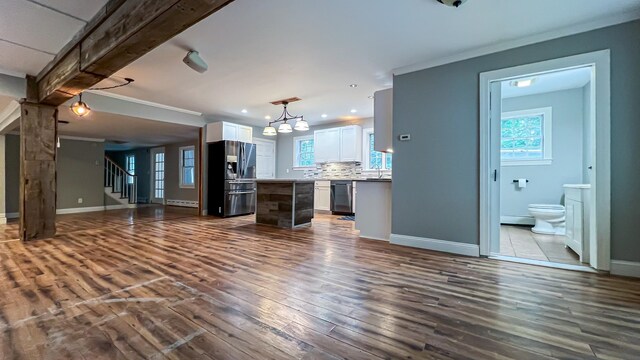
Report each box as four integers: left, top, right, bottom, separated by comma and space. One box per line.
392, 20, 640, 261
5, 135, 106, 212
164, 141, 200, 202
500, 89, 584, 218
276, 118, 373, 179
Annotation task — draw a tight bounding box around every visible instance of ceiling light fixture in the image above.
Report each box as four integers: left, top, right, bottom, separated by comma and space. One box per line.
263, 100, 308, 136
350, 109, 357, 113
321, 114, 328, 118
349, 84, 358, 88
241, 109, 248, 113
511, 78, 536, 88
437, 0, 468, 8
70, 77, 135, 117
368, 95, 374, 99
265, 115, 271, 120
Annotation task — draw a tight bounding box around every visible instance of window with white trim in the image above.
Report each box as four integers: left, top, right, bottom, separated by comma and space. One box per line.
501, 107, 552, 166
125, 154, 135, 184
363, 129, 392, 171
293, 135, 315, 168
179, 146, 195, 188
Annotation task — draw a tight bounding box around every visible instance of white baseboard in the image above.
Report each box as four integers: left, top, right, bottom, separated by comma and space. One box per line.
166, 199, 199, 208
610, 260, 640, 278
501, 215, 535, 226
105, 204, 137, 210
390, 233, 480, 257
6, 212, 18, 219
0, 214, 6, 224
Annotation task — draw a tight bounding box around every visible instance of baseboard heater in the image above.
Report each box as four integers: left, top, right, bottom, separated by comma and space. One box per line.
166, 199, 199, 208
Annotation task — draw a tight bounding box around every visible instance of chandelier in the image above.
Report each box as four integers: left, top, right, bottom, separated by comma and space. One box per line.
263, 101, 308, 136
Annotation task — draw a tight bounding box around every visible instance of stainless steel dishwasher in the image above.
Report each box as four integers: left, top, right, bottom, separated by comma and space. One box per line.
330, 180, 354, 215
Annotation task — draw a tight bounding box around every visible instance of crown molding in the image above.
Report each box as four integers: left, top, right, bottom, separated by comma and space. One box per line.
87, 90, 203, 117
393, 11, 640, 76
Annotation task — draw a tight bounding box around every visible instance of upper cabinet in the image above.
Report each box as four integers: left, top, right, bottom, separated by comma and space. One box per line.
374, 88, 393, 153
206, 122, 253, 143
314, 125, 362, 163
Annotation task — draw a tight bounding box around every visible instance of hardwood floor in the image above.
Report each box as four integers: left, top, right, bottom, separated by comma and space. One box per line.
0, 206, 639, 359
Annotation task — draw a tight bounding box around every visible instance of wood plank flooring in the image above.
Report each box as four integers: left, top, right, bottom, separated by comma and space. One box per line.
0, 206, 639, 359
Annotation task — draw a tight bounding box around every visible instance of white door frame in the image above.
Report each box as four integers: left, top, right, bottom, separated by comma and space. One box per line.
150, 147, 166, 204
252, 137, 276, 179
479, 50, 611, 271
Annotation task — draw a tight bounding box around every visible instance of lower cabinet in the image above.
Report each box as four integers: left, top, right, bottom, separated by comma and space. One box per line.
564, 185, 591, 263
314, 181, 331, 211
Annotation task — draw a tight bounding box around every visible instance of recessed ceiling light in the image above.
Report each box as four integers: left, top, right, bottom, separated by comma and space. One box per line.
368, 95, 374, 99
511, 78, 536, 88
265, 115, 271, 120
350, 109, 357, 113
241, 109, 248, 113
321, 114, 328, 118
349, 84, 358, 88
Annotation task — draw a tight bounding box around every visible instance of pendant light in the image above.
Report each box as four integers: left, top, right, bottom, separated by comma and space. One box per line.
70, 93, 91, 117
263, 100, 308, 136
70, 78, 135, 117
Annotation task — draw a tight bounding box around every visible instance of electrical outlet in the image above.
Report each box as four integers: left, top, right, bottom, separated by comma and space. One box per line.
78, 197, 83, 204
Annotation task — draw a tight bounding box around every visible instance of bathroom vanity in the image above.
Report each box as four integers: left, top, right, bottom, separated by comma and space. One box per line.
563, 184, 591, 263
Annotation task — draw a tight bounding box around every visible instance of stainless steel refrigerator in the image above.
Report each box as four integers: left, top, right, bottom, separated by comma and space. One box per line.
208, 141, 256, 217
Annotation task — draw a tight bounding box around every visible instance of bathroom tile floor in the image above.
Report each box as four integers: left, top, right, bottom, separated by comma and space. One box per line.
499, 225, 583, 266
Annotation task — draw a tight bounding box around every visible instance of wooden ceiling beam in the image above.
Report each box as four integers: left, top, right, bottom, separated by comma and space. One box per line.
36, 0, 234, 106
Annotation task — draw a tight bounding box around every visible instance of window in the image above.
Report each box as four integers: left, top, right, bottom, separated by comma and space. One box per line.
293, 135, 315, 168
364, 129, 392, 171
501, 107, 552, 165
125, 154, 135, 184
179, 146, 195, 188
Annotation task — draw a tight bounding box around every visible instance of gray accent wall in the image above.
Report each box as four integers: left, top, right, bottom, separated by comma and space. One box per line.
5, 135, 106, 212
392, 20, 640, 261
276, 118, 373, 179
500, 89, 584, 219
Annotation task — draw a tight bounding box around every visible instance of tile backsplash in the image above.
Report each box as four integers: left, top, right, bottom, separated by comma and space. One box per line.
302, 162, 363, 179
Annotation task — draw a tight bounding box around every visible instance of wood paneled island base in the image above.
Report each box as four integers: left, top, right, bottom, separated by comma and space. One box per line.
256, 180, 315, 228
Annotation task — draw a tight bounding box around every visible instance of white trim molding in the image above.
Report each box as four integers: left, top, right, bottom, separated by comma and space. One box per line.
58, 204, 136, 214
390, 234, 480, 257
59, 135, 105, 142
500, 216, 535, 226
0, 99, 20, 135
479, 50, 611, 272
87, 90, 203, 116
610, 260, 640, 278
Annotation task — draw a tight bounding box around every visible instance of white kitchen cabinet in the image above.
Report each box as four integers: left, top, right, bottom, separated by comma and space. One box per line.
314, 125, 362, 163
314, 128, 341, 163
340, 126, 363, 162
206, 122, 253, 143
314, 181, 331, 211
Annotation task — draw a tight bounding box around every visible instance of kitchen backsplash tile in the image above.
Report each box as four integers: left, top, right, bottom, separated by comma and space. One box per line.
302, 162, 363, 179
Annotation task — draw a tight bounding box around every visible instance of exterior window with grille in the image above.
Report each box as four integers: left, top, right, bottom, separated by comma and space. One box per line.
125, 154, 135, 184
179, 146, 195, 188
501, 107, 552, 166
293, 135, 315, 168
364, 130, 392, 170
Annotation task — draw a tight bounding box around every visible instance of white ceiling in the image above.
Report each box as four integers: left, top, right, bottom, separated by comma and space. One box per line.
56, 106, 199, 148
501, 67, 592, 99
0, 0, 107, 76
1, 0, 639, 127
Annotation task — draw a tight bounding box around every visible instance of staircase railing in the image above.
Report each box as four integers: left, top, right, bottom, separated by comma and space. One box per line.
104, 156, 138, 204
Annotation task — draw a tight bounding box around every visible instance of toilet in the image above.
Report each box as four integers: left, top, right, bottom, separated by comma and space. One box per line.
528, 204, 566, 235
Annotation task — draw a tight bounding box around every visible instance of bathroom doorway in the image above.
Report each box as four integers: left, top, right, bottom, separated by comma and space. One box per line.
479, 51, 611, 271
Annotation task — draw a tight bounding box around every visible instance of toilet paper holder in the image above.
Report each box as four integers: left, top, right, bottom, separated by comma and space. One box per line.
512, 179, 529, 183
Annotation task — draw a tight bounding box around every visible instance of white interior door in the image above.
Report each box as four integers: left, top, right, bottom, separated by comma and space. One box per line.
253, 138, 276, 179
489, 81, 502, 254
150, 147, 165, 204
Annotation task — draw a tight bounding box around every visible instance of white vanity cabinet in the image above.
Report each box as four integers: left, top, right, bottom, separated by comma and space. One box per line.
563, 184, 591, 263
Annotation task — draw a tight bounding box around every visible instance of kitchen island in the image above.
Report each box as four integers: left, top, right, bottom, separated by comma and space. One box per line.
354, 179, 392, 241
256, 179, 315, 228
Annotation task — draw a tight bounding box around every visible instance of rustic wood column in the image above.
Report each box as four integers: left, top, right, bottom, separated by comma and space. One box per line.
0, 134, 5, 224
19, 101, 57, 240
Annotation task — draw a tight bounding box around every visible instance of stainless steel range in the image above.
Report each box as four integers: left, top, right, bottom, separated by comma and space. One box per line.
208, 141, 256, 217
